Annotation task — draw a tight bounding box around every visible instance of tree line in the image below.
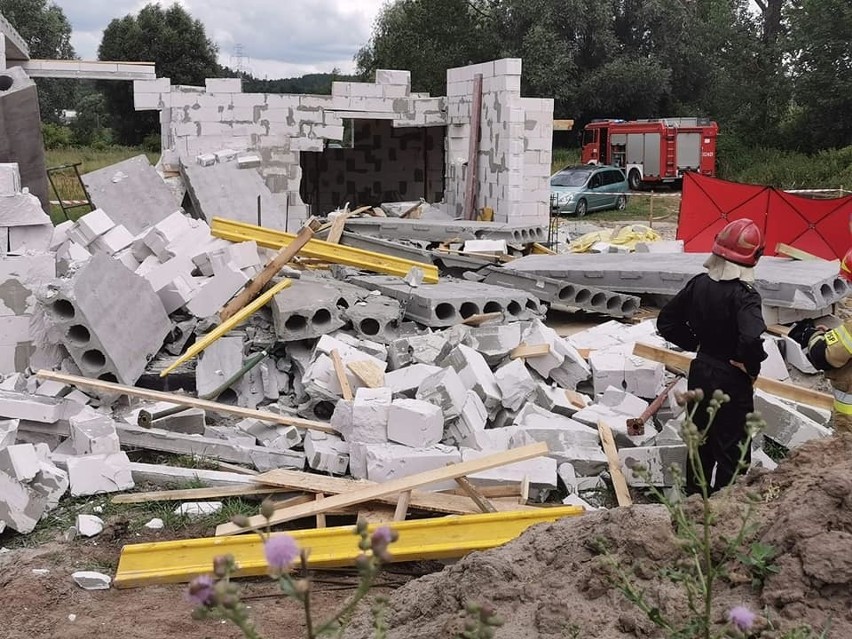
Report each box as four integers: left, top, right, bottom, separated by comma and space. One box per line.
1, 0, 848, 155
357, 0, 851, 153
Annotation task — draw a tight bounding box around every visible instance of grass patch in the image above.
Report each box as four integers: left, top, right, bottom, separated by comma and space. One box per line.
551, 147, 581, 174
44, 146, 160, 224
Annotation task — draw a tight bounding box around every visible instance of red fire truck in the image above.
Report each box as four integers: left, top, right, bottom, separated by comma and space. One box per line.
580, 118, 718, 189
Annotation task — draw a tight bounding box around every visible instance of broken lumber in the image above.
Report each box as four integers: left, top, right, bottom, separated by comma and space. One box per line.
462, 312, 504, 326
219, 219, 318, 322
776, 243, 821, 261
598, 421, 632, 507
632, 342, 833, 410
162, 278, 293, 375
36, 370, 337, 433
327, 206, 370, 244
330, 349, 353, 400
217, 442, 549, 535
510, 343, 551, 359
347, 359, 385, 389
454, 476, 498, 513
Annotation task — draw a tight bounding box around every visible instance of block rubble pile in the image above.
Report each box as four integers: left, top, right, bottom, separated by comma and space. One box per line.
0, 156, 839, 536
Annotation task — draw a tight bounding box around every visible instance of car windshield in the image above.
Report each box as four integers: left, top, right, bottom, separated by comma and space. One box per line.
550, 170, 591, 187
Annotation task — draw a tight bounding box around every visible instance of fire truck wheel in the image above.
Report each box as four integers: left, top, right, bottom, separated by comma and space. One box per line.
615, 195, 627, 211
628, 169, 642, 190
575, 199, 588, 217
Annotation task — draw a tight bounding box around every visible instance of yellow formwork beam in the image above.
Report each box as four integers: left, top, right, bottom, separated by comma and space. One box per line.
211, 217, 440, 284
114, 506, 583, 589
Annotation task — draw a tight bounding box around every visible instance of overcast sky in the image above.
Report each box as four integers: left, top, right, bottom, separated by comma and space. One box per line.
52, 0, 386, 79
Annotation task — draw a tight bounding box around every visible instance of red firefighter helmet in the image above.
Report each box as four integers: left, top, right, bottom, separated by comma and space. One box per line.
712, 219, 764, 267
842, 248, 852, 281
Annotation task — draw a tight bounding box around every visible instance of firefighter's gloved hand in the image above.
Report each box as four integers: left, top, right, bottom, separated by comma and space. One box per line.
788, 319, 818, 348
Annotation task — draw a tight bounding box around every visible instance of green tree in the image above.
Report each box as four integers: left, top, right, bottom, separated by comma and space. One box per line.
97, 3, 221, 145
0, 0, 76, 122
787, 0, 852, 151
70, 91, 111, 147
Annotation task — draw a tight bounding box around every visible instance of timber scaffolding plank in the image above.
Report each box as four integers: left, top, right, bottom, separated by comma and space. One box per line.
114, 506, 584, 588
36, 370, 337, 433
210, 217, 440, 284
632, 343, 833, 410
217, 442, 550, 536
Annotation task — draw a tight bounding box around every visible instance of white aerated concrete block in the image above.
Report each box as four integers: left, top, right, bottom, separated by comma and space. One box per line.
783, 336, 818, 374
557, 462, 579, 493
0, 443, 40, 481
755, 390, 831, 449
446, 390, 487, 447
72, 571, 111, 590
0, 418, 18, 448
416, 367, 467, 420
761, 337, 790, 381
751, 448, 778, 471
204, 425, 257, 447
31, 461, 69, 510
549, 445, 608, 476
185, 267, 249, 319
76, 514, 104, 537
384, 364, 441, 396
461, 449, 557, 489
304, 430, 349, 475
443, 344, 502, 414
495, 359, 536, 411
514, 406, 599, 450
534, 384, 589, 417
330, 399, 354, 440
69, 409, 120, 455
175, 501, 222, 518
235, 418, 302, 450
365, 443, 461, 489
463, 239, 507, 255
66, 452, 134, 496
624, 354, 665, 398
600, 387, 649, 417
74, 209, 115, 245
197, 153, 217, 167
0, 471, 47, 534
520, 320, 564, 378
351, 387, 392, 443
387, 399, 443, 447
619, 445, 687, 487
237, 154, 261, 169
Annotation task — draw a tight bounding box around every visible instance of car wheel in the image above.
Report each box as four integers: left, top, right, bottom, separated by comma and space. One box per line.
628, 169, 642, 191
615, 195, 627, 211
575, 199, 588, 217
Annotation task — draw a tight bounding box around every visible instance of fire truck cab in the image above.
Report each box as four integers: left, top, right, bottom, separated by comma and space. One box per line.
580, 118, 718, 190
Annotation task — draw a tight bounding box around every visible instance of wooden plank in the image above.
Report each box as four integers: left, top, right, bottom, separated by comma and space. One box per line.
36, 370, 337, 434
767, 324, 792, 337
510, 343, 551, 359
216, 461, 260, 476
253, 467, 529, 516
564, 390, 588, 409
454, 476, 497, 513
315, 494, 326, 528
776, 243, 821, 261
531, 243, 556, 255
219, 220, 318, 322
111, 484, 298, 504
442, 484, 522, 499
330, 349, 353, 400
346, 360, 385, 389
393, 490, 411, 521
356, 506, 395, 523
217, 442, 549, 535
632, 342, 833, 410
597, 421, 633, 507
552, 119, 575, 131
327, 206, 371, 245
461, 312, 503, 327
520, 475, 530, 505
462, 73, 484, 221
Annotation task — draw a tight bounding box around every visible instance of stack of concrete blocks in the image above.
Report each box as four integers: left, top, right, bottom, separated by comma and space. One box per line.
0, 162, 53, 252
0, 252, 54, 373
133, 59, 551, 230
444, 59, 553, 225
41, 253, 172, 385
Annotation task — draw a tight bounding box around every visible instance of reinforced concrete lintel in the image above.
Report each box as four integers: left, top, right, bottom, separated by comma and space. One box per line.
12, 59, 156, 81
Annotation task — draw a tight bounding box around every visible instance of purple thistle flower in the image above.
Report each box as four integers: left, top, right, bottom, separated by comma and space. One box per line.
186, 575, 215, 607
728, 606, 756, 632
264, 534, 299, 572
371, 526, 393, 546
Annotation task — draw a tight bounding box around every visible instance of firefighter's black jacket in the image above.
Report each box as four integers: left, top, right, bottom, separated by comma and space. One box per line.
657, 273, 767, 377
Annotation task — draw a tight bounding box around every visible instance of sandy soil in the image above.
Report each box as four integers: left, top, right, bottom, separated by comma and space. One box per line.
343, 434, 852, 639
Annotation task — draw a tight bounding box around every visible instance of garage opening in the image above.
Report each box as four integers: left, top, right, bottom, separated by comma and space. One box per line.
300, 119, 445, 215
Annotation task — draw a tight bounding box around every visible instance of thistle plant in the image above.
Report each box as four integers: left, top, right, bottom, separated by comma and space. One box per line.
601, 388, 771, 639
188, 499, 398, 639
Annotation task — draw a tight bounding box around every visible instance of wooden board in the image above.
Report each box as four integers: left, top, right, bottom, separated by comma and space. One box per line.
553, 119, 575, 131
767, 324, 792, 337
564, 389, 588, 409
776, 243, 821, 261
462, 312, 503, 327
330, 349, 353, 400
36, 370, 337, 434
217, 442, 549, 535
327, 206, 371, 245
510, 343, 551, 359
454, 476, 497, 513
346, 360, 385, 389
393, 491, 411, 521
597, 420, 633, 507
111, 484, 298, 504
217, 461, 260, 476
631, 342, 833, 410
441, 484, 522, 499
219, 219, 317, 322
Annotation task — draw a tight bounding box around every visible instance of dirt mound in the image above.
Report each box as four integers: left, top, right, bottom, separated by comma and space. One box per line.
344, 434, 852, 639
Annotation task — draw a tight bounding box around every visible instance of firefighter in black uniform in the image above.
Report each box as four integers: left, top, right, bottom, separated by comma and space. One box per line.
657, 219, 767, 494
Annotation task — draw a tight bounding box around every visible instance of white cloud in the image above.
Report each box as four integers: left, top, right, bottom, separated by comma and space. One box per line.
54, 0, 385, 77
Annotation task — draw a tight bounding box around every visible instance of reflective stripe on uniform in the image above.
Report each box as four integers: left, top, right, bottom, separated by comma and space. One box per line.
834, 399, 852, 416
825, 325, 852, 355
